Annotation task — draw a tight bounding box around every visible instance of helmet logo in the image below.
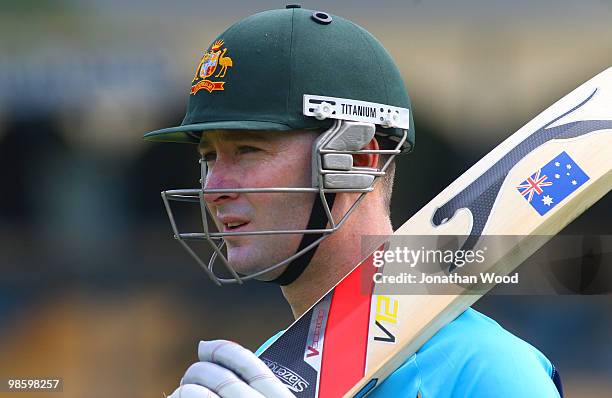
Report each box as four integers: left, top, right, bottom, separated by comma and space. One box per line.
191, 40, 233, 94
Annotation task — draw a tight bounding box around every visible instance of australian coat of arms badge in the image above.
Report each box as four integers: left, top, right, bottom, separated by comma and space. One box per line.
191, 39, 233, 94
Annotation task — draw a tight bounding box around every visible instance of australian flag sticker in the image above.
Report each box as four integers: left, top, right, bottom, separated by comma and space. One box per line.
517, 151, 589, 216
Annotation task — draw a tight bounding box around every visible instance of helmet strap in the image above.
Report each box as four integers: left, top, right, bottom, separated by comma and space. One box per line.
270, 193, 336, 286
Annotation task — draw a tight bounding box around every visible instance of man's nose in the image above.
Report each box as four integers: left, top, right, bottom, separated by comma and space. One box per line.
202, 166, 240, 206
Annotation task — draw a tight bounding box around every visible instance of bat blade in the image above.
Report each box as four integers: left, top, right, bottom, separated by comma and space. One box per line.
260, 67, 612, 398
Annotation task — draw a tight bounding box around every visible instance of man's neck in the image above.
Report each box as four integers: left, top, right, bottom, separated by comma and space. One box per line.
280, 194, 393, 319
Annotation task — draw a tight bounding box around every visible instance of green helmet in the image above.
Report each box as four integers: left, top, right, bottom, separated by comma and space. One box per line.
144, 5, 414, 151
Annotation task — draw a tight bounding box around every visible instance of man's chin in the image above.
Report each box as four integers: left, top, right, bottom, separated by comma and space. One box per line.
226, 249, 262, 276
227, 251, 288, 281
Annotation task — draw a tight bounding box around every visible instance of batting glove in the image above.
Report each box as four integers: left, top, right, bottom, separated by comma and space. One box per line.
168, 340, 295, 398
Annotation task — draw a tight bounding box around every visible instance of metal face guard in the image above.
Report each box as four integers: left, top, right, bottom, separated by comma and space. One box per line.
161, 120, 407, 285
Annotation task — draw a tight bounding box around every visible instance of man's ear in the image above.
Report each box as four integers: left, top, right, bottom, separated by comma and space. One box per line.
353, 136, 380, 168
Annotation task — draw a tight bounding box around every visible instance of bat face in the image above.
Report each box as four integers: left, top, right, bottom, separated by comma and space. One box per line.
260, 68, 612, 398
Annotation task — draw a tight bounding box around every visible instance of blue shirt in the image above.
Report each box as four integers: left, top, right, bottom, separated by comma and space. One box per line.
257, 308, 562, 397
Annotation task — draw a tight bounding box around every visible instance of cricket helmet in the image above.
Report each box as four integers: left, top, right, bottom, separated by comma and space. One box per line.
145, 6, 414, 285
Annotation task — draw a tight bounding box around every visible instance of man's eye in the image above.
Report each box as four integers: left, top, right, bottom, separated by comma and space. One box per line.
238, 146, 260, 154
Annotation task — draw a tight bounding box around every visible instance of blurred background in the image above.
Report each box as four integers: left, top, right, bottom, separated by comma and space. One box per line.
1, 0, 611, 397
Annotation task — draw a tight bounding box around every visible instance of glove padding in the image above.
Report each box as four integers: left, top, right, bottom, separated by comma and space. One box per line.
168, 340, 295, 398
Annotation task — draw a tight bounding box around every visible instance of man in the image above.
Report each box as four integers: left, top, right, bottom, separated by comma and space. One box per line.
145, 6, 563, 397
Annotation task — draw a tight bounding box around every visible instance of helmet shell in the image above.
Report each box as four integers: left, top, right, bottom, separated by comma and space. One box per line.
144, 7, 414, 151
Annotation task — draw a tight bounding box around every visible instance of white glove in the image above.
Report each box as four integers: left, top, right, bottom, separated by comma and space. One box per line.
168, 340, 295, 398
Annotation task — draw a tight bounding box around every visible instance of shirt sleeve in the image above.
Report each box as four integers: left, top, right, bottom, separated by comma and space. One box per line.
445, 337, 561, 397
416, 309, 561, 398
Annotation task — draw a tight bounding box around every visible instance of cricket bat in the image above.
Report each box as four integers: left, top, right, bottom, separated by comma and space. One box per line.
259, 67, 612, 398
